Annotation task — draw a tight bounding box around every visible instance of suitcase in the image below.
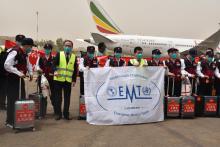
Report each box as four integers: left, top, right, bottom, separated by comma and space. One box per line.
29, 93, 47, 119
29, 83, 47, 119
165, 77, 181, 118
218, 97, 220, 117
180, 77, 195, 118
14, 78, 35, 131
167, 97, 181, 117
194, 78, 204, 117
203, 96, 218, 117
78, 95, 86, 120
181, 96, 195, 118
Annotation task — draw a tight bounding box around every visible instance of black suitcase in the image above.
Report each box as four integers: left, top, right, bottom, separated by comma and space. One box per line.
167, 97, 181, 118
195, 95, 204, 117
203, 96, 218, 117
78, 95, 86, 120
194, 79, 204, 117
180, 78, 195, 118
218, 97, 220, 117
165, 77, 181, 118
29, 85, 47, 119
181, 96, 195, 118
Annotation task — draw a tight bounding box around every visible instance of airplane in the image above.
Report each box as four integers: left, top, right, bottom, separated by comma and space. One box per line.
78, 0, 220, 57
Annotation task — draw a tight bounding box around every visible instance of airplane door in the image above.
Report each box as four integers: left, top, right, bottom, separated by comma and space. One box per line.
168, 41, 174, 48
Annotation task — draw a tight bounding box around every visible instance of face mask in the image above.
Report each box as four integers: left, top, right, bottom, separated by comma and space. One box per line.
16, 41, 22, 46
171, 53, 177, 59
153, 54, 161, 59
88, 53, 94, 59
97, 51, 103, 56
45, 49, 51, 55
208, 57, 213, 62
26, 47, 32, 54
115, 53, 121, 59
191, 57, 195, 61
136, 53, 143, 59
64, 47, 72, 54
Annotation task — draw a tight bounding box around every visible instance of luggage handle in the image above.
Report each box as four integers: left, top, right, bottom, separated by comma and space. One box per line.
194, 77, 198, 96
166, 76, 175, 96
19, 78, 22, 100
172, 77, 175, 96
37, 75, 41, 94
166, 77, 170, 96
19, 77, 28, 100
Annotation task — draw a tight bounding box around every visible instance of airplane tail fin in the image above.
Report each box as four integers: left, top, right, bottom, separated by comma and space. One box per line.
87, 0, 123, 34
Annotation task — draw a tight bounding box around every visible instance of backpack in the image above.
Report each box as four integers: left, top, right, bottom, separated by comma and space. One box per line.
0, 49, 14, 76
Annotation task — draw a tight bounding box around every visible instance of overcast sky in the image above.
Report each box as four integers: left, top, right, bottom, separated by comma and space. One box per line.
0, 0, 220, 47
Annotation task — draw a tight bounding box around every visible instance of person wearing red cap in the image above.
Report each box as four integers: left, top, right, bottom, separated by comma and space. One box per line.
4, 37, 34, 128
0, 36, 25, 110
197, 48, 216, 96
148, 49, 164, 66
79, 46, 99, 96
105, 47, 126, 67
36, 43, 56, 113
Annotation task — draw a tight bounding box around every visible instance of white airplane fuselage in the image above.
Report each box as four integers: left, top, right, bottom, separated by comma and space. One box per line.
96, 35, 204, 56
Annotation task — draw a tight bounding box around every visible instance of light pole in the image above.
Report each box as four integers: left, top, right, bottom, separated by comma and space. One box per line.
36, 11, 39, 42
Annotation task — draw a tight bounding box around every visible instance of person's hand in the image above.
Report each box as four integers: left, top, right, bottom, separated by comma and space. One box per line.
191, 74, 196, 78
86, 66, 90, 70
168, 72, 175, 77
37, 69, 43, 74
54, 71, 59, 77
181, 75, 186, 80
29, 75, 33, 81
72, 82, 76, 87
20, 74, 26, 79
203, 75, 209, 78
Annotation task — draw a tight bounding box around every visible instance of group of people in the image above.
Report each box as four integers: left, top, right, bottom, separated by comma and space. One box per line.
0, 33, 220, 128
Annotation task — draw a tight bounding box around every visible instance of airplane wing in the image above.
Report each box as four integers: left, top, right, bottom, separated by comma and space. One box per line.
181, 29, 220, 56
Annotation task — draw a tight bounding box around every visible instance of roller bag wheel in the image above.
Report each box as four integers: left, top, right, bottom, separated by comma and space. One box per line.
78, 95, 86, 120
203, 96, 218, 117
180, 96, 195, 118
14, 78, 35, 132
29, 93, 47, 119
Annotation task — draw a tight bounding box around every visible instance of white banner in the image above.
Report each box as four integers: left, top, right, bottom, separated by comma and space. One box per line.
84, 66, 165, 125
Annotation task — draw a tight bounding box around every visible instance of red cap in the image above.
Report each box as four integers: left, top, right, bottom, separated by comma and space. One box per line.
5, 40, 16, 49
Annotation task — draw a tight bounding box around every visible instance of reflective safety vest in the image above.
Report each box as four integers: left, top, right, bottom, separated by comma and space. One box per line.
54, 51, 76, 83
130, 59, 148, 67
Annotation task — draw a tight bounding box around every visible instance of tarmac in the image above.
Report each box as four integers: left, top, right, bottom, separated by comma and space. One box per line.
0, 79, 220, 147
